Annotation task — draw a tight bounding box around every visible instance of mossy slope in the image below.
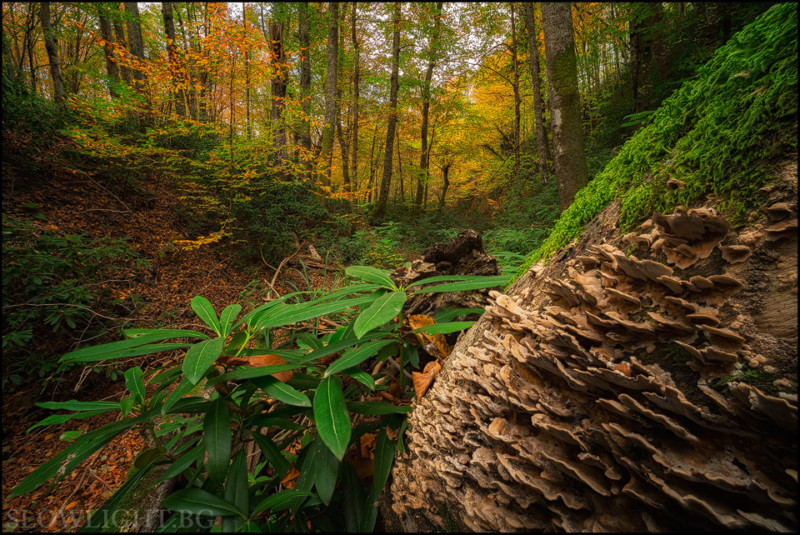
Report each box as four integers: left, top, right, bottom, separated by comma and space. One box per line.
514, 3, 798, 281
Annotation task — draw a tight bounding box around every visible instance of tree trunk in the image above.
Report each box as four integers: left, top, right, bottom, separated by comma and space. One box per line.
541, 2, 587, 212
524, 3, 552, 183
111, 9, 132, 85
396, 126, 404, 203
375, 2, 401, 219
269, 18, 288, 176
510, 3, 521, 177
243, 2, 250, 139
416, 1, 444, 210
385, 198, 799, 533
39, 2, 65, 102
174, 6, 197, 119
350, 3, 360, 193
162, 2, 185, 116
97, 5, 121, 99
298, 2, 312, 178
124, 2, 147, 89
336, 4, 351, 196
629, 3, 661, 114
319, 2, 339, 195
437, 163, 450, 210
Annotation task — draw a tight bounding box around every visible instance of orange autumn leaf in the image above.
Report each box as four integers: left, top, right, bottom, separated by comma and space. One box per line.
280, 465, 300, 489
412, 361, 441, 400
64, 501, 79, 511
217, 353, 294, 382
407, 314, 452, 359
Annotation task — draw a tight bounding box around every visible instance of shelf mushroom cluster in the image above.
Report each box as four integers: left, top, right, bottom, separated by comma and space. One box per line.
391, 207, 797, 532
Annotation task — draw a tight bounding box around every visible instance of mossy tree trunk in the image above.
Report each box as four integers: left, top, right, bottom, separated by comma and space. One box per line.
375, 2, 401, 219
541, 2, 587, 212
524, 2, 552, 184
319, 1, 339, 197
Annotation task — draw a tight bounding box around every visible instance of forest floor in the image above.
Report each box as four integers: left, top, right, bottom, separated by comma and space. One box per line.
0, 130, 341, 532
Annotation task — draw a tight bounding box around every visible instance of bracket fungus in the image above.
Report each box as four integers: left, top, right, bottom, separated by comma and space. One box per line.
388, 206, 797, 532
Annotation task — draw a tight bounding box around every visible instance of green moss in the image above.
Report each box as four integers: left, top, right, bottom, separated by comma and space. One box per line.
511, 3, 798, 285
714, 368, 779, 394
437, 502, 462, 533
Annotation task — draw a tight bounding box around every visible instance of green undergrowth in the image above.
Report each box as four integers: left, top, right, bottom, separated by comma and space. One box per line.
513, 3, 797, 284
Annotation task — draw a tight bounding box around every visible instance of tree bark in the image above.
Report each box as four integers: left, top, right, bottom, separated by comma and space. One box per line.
415, 1, 444, 210
243, 2, 250, 139
437, 162, 451, 210
524, 2, 552, 183
375, 2, 401, 219
162, 2, 185, 116
510, 2, 521, 177
39, 2, 65, 102
350, 3, 360, 193
111, 8, 132, 85
174, 6, 197, 119
97, 5, 121, 99
336, 4, 351, 196
541, 2, 588, 211
269, 18, 288, 175
123, 2, 147, 89
298, 2, 312, 178
319, 2, 339, 194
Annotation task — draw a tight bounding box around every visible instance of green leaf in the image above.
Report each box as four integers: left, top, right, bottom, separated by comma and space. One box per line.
161, 488, 244, 518
353, 291, 407, 339
342, 367, 376, 391
191, 296, 221, 335
59, 430, 83, 442
346, 401, 412, 415
123, 328, 209, 340
361, 485, 380, 532
411, 321, 475, 335
251, 375, 311, 407
124, 366, 146, 404
204, 398, 231, 484
373, 428, 395, 491
345, 265, 396, 288
222, 450, 249, 533
324, 339, 395, 378
301, 336, 362, 364
61, 330, 204, 363
434, 307, 485, 323
183, 337, 224, 385
311, 436, 339, 506
133, 448, 164, 471
249, 431, 290, 479
290, 445, 318, 513
219, 304, 242, 338
342, 461, 365, 532
160, 377, 195, 415
157, 445, 204, 483
62, 343, 192, 364
412, 275, 510, 294
296, 332, 323, 350
206, 362, 298, 385
313, 376, 351, 461
256, 295, 378, 331
251, 489, 315, 516
120, 396, 134, 417
35, 400, 120, 412
406, 274, 496, 287
27, 409, 112, 434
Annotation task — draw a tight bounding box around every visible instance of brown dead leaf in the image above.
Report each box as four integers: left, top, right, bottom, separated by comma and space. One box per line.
412, 361, 441, 400
360, 432, 377, 459
217, 354, 294, 382
407, 314, 452, 358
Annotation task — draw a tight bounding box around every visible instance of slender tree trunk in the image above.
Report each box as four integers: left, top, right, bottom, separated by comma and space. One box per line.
98, 5, 121, 99
319, 2, 339, 196
524, 2, 552, 183
541, 2, 588, 211
162, 2, 185, 116
336, 4, 351, 195
366, 121, 379, 204
416, 1, 443, 210
39, 2, 64, 102
350, 3, 360, 193
375, 2, 401, 218
396, 127, 404, 203
510, 3, 521, 177
269, 18, 288, 175
438, 163, 451, 210
243, 2, 250, 140
174, 6, 197, 119
299, 2, 312, 178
